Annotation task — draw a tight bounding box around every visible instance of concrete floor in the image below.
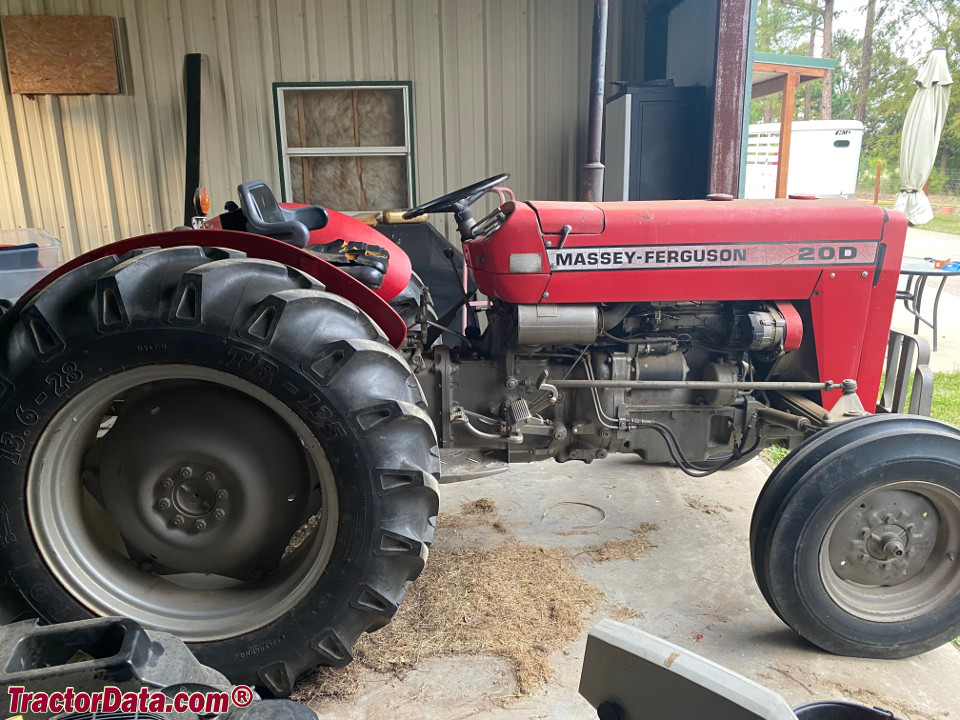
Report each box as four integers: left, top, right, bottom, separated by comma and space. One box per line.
311, 457, 960, 720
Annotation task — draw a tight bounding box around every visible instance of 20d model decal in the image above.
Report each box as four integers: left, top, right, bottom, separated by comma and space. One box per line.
546, 241, 880, 271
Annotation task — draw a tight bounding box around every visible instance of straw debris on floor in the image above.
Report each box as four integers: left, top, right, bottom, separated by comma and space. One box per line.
580, 523, 658, 562
294, 499, 656, 706
438, 497, 506, 530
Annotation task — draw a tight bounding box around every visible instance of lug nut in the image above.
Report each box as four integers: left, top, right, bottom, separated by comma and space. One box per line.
216, 489, 228, 500
213, 509, 226, 520
179, 466, 192, 479
172, 515, 184, 526
195, 519, 207, 531
203, 471, 216, 483
884, 514, 896, 524
859, 528, 871, 540
157, 498, 171, 511
161, 477, 174, 489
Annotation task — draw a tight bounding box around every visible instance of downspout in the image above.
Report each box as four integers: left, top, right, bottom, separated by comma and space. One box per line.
580, 0, 608, 202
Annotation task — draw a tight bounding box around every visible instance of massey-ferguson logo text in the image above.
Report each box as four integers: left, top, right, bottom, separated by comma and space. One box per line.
546, 241, 879, 271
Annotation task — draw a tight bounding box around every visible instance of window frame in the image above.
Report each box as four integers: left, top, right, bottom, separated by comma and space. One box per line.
272, 80, 416, 211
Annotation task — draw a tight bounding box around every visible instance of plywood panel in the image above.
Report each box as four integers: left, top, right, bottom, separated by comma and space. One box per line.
3, 15, 120, 94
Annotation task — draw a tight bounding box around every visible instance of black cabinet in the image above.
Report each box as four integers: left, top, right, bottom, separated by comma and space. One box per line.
603, 86, 709, 201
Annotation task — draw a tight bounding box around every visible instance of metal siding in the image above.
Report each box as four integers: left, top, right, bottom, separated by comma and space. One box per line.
0, 20, 30, 230
0, 0, 613, 254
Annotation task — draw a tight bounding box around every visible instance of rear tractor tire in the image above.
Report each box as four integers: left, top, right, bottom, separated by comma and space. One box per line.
751, 414, 960, 658
0, 246, 439, 695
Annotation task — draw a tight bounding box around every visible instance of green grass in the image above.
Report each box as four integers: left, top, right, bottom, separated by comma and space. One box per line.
874, 200, 960, 235
915, 213, 960, 236
929, 371, 960, 426
759, 445, 790, 468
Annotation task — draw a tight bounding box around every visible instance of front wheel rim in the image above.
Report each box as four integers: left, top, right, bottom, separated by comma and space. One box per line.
820, 480, 960, 622
27, 365, 340, 642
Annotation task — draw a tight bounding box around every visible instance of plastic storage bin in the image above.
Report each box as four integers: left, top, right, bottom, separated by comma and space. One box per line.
0, 229, 62, 303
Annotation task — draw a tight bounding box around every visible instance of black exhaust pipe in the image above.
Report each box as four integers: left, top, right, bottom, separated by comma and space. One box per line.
580, 0, 608, 202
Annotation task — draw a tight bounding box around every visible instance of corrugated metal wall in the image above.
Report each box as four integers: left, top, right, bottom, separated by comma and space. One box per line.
0, 0, 624, 259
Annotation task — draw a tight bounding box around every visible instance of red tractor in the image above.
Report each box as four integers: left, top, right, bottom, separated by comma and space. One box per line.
1, 175, 958, 696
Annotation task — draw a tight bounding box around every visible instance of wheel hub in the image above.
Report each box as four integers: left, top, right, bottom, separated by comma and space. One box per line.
85, 382, 315, 580
828, 488, 940, 587
152, 463, 231, 531
866, 525, 906, 561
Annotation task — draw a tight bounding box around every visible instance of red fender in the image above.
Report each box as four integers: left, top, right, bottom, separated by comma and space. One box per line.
25, 229, 408, 348
280, 204, 413, 303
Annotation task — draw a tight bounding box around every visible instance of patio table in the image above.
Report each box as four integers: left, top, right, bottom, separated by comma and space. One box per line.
898, 255, 960, 351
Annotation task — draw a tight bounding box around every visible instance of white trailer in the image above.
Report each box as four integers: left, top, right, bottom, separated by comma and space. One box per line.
744, 120, 864, 199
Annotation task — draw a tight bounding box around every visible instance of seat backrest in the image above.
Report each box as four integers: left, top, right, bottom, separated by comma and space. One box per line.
237, 181, 309, 247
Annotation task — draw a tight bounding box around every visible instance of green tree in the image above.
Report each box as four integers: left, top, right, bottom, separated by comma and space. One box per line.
753, 0, 960, 191
860, 2, 960, 177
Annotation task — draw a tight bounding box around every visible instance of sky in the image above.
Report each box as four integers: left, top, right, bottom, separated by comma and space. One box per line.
832, 0, 868, 36
830, 0, 934, 64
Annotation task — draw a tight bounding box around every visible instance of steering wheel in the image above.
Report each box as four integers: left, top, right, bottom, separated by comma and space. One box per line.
403, 173, 510, 220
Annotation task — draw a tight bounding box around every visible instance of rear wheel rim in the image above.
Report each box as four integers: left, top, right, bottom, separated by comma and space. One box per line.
820, 480, 960, 622
27, 365, 339, 642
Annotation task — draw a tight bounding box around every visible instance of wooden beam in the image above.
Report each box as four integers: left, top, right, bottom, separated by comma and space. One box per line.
753, 61, 827, 78
710, 0, 752, 195
752, 71, 828, 99
776, 71, 800, 198
752, 76, 788, 100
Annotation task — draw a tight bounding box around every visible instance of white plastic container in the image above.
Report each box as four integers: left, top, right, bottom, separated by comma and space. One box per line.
745, 120, 864, 199
0, 229, 63, 303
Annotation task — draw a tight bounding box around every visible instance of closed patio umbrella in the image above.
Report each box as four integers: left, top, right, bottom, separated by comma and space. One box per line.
894, 47, 953, 225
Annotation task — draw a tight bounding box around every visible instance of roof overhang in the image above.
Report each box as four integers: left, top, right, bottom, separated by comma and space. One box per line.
751, 52, 836, 99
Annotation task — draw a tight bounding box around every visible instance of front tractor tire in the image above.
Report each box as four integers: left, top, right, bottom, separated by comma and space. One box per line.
0, 246, 439, 695
751, 415, 960, 658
